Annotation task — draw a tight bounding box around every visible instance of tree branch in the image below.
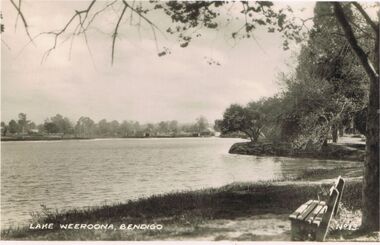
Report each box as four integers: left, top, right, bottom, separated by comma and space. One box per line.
111, 4, 127, 65
14, 0, 21, 30
80, 0, 117, 34
352, 2, 378, 33
41, 0, 96, 63
122, 0, 165, 37
333, 2, 378, 84
9, 0, 34, 43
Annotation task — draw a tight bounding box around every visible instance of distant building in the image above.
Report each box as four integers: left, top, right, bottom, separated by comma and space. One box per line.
29, 129, 39, 134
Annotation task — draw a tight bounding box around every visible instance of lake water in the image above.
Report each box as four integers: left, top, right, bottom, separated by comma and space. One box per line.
1, 138, 360, 228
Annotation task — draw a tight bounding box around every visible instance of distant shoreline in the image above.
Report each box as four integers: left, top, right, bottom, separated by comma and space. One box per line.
0, 135, 237, 142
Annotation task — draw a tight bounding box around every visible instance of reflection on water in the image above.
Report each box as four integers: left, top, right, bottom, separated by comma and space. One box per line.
1, 138, 360, 228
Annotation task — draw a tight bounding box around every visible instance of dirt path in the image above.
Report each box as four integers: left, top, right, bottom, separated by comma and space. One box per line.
198, 214, 291, 241
161, 214, 291, 241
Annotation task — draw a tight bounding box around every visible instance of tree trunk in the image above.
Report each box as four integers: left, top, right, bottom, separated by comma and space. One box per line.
362, 75, 379, 231
362, 8, 380, 231
332, 124, 338, 143
338, 122, 344, 137
333, 2, 379, 231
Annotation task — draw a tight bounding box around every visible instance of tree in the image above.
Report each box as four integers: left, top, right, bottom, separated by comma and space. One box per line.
8, 119, 19, 134
168, 120, 179, 136
75, 116, 95, 137
132, 121, 141, 136
17, 113, 30, 134
354, 108, 367, 135
195, 116, 209, 134
245, 101, 266, 141
50, 114, 73, 135
119, 120, 134, 137
109, 120, 120, 136
97, 119, 110, 136
145, 123, 156, 136
44, 121, 59, 134
332, 2, 379, 231
37, 123, 45, 134
1, 121, 8, 136
221, 104, 263, 142
254, 96, 284, 142
213, 119, 222, 133
157, 121, 169, 135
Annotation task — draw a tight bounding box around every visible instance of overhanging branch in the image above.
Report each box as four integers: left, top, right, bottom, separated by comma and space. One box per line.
111, 4, 127, 65
9, 0, 34, 43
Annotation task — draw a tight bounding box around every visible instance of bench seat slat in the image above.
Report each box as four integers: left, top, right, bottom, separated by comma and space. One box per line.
312, 206, 328, 226
305, 201, 326, 224
289, 200, 313, 219
297, 200, 319, 221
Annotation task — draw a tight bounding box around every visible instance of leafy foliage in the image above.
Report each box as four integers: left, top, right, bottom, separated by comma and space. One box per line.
276, 2, 370, 149
220, 102, 265, 142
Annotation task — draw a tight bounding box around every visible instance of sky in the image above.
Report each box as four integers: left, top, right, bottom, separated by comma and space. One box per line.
1, 1, 317, 125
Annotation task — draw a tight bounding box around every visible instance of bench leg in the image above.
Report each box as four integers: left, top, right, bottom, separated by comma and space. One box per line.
291, 220, 320, 241
290, 220, 304, 241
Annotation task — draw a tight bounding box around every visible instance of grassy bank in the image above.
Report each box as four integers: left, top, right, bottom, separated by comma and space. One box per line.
229, 141, 365, 162
3, 176, 375, 241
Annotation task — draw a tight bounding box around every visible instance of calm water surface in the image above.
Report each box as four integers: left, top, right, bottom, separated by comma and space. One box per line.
1, 138, 360, 228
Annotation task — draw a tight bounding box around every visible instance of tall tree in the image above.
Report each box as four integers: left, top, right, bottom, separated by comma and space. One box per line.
17, 113, 30, 134
332, 2, 379, 231
195, 116, 209, 134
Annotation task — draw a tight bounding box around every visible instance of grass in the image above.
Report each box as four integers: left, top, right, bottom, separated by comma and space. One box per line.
292, 166, 363, 181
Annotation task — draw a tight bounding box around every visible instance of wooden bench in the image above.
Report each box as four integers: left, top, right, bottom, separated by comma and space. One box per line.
289, 176, 345, 241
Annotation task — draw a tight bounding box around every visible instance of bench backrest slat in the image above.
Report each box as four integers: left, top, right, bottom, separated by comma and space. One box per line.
333, 176, 345, 216
315, 187, 339, 241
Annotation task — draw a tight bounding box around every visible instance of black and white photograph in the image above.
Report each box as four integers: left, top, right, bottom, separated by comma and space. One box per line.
0, 0, 379, 242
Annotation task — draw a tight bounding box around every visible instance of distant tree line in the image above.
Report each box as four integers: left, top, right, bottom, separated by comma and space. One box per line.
1, 114, 213, 138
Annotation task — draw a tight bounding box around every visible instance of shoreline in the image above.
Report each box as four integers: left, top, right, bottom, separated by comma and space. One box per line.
228, 141, 365, 162
0, 135, 222, 142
